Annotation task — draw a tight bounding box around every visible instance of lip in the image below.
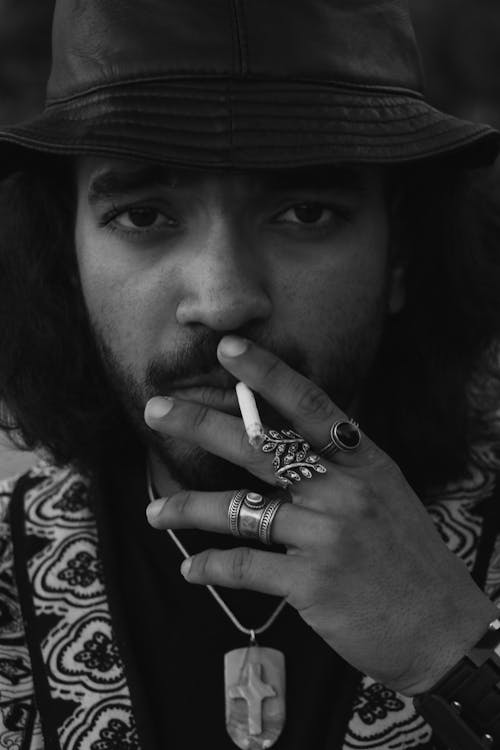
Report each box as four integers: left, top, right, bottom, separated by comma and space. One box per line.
169, 370, 239, 391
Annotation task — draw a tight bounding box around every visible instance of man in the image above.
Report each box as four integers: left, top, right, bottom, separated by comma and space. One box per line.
0, 0, 500, 748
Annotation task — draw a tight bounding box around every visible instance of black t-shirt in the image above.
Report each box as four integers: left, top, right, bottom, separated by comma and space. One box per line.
95, 452, 361, 749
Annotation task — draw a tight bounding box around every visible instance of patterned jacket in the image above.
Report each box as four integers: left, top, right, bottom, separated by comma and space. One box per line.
2, 453, 500, 750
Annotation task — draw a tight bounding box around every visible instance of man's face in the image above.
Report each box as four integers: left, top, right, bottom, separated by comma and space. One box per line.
74, 157, 402, 490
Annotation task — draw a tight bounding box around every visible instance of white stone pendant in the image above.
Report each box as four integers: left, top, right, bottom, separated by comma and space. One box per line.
224, 645, 286, 749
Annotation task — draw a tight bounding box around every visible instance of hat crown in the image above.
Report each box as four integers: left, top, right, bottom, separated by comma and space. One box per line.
47, 0, 424, 103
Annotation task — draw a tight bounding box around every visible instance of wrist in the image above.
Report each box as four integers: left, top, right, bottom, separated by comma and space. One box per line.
413, 612, 500, 749
401, 596, 499, 697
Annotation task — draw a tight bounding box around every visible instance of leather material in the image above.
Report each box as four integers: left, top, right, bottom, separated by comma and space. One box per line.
240, 0, 422, 89
0, 0, 498, 171
48, 0, 234, 101
47, 0, 424, 103
4, 80, 498, 170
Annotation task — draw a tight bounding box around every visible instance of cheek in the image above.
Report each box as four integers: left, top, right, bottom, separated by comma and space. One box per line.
273, 225, 390, 347
74, 227, 172, 374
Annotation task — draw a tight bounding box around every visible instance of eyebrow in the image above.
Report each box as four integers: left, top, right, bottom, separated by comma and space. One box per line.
87, 164, 367, 205
262, 166, 367, 194
88, 165, 180, 205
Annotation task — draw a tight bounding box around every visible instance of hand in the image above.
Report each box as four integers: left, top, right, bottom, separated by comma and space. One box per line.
144, 335, 498, 695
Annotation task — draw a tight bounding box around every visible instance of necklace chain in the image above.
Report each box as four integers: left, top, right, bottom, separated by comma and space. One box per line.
146, 469, 287, 638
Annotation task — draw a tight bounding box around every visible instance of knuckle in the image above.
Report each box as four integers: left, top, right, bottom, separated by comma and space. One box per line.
190, 404, 211, 431
237, 427, 253, 456
316, 516, 341, 548
260, 355, 282, 384
343, 474, 378, 519
230, 546, 254, 584
295, 383, 335, 422
172, 490, 192, 516
376, 452, 403, 479
237, 429, 264, 470
192, 549, 211, 579
366, 444, 392, 469
352, 491, 376, 520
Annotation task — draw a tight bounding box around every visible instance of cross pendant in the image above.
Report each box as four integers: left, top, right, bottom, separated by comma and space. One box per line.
229, 661, 275, 736
224, 646, 286, 750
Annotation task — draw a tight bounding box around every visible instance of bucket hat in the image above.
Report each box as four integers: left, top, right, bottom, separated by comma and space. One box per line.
0, 0, 498, 174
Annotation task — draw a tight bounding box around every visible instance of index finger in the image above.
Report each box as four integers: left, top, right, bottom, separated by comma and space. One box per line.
217, 336, 381, 466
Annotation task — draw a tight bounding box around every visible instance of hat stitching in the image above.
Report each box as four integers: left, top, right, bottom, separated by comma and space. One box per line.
2, 1, 497, 173
45, 95, 430, 115
41, 97, 432, 116
237, 0, 249, 76
228, 0, 237, 78
7, 110, 491, 141
44, 87, 429, 108
32, 102, 460, 127
41, 109, 445, 129
0, 130, 493, 166
44, 76, 426, 109
7, 120, 487, 147
227, 76, 234, 161
231, 0, 248, 77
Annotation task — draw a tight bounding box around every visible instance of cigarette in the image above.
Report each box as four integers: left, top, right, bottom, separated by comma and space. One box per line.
235, 381, 265, 449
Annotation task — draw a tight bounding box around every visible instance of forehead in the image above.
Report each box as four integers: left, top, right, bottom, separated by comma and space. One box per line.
76, 157, 380, 201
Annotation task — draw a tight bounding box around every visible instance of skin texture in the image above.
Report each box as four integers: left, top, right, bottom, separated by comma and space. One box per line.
75, 157, 399, 490
74, 156, 497, 697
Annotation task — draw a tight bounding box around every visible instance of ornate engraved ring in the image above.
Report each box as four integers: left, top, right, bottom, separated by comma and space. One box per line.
227, 490, 285, 545
261, 428, 327, 488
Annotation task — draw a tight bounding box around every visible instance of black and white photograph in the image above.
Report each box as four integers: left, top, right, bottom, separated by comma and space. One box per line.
1, 1, 500, 748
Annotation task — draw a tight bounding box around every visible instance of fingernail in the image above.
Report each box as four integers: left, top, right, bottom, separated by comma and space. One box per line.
145, 396, 174, 421
219, 336, 249, 358
181, 557, 192, 578
146, 498, 166, 524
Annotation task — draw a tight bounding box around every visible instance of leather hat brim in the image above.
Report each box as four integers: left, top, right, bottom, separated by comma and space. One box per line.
0, 79, 498, 174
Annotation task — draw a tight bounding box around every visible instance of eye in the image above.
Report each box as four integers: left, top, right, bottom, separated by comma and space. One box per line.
276, 202, 335, 227
111, 207, 175, 231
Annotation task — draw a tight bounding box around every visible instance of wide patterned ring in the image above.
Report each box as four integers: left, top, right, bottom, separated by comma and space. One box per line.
228, 489, 247, 537
227, 490, 285, 545
258, 497, 284, 545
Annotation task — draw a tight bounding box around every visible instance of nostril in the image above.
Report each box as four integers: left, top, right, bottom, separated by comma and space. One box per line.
176, 284, 272, 331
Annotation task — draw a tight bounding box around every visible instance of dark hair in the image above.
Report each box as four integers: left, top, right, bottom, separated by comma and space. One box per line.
1, 158, 500, 493
364, 162, 500, 492
0, 158, 127, 471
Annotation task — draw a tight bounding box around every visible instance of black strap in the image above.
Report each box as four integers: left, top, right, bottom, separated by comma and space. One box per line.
412, 476, 500, 749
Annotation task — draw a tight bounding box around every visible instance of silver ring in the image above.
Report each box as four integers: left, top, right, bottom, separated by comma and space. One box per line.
319, 419, 361, 461
258, 497, 284, 545
227, 490, 285, 545
261, 428, 327, 488
228, 489, 247, 536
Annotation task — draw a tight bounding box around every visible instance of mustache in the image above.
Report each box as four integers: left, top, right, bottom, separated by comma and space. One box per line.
145, 329, 308, 395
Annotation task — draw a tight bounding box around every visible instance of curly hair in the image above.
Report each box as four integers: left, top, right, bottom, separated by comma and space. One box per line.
1, 158, 500, 494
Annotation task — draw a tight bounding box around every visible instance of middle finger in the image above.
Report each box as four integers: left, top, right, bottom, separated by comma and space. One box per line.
146, 487, 326, 549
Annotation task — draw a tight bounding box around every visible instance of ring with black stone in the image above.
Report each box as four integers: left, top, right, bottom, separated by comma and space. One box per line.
319, 419, 361, 461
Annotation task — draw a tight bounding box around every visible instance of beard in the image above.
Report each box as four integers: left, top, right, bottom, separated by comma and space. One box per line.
90, 316, 385, 492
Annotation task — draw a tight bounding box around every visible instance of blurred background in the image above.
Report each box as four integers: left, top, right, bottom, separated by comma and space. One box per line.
0, 0, 500, 477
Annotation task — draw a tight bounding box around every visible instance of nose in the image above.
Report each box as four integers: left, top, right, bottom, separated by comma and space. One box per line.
175, 217, 272, 331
